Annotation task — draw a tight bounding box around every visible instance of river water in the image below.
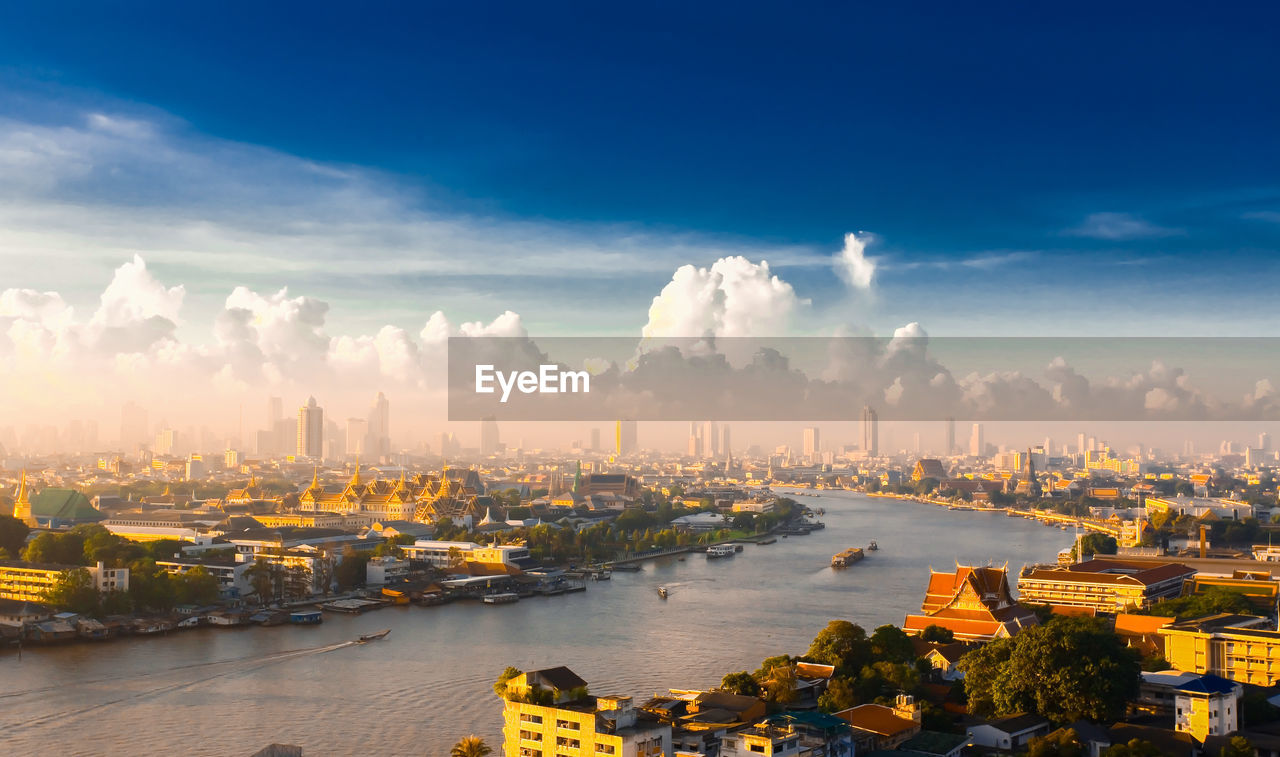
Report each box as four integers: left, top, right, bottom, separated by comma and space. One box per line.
0, 491, 1071, 756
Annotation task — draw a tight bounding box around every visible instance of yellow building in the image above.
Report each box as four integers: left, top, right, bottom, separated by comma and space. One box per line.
0, 559, 77, 602
1016, 559, 1194, 614
1160, 613, 1280, 685
500, 666, 670, 757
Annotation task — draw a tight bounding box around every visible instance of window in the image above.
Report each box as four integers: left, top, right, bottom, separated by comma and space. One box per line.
556, 720, 580, 731
595, 745, 615, 755
522, 714, 544, 725
749, 746, 765, 754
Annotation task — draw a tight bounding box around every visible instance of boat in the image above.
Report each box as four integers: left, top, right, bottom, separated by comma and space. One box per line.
359, 629, 391, 642
733, 544, 744, 552
706, 544, 736, 559
609, 564, 643, 572
289, 610, 323, 625
831, 547, 865, 568
868, 540, 878, 551
658, 587, 669, 599
758, 538, 777, 545
483, 592, 520, 605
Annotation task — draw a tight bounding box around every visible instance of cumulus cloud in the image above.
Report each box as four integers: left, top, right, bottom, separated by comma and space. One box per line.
833, 232, 877, 290
641, 256, 803, 341
1064, 212, 1181, 240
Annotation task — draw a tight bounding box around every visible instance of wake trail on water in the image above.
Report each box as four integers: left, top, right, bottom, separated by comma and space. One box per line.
0, 640, 359, 732
0, 640, 355, 700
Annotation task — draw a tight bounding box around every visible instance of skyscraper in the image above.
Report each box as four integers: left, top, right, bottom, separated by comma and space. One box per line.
268, 396, 282, 430
861, 405, 878, 457
688, 421, 701, 457
590, 428, 601, 451
120, 401, 149, 451
970, 423, 985, 457
703, 420, 719, 457
945, 417, 955, 455
346, 417, 368, 456
616, 420, 637, 457
480, 416, 501, 456
720, 424, 731, 457
297, 397, 323, 458
368, 391, 390, 459
803, 427, 820, 457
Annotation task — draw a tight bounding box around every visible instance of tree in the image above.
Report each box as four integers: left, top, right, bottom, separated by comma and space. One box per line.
1218, 735, 1254, 757
1141, 587, 1253, 619
44, 567, 100, 615
806, 620, 871, 676
244, 558, 277, 604
493, 667, 522, 699
175, 566, 221, 606
761, 662, 798, 705
1073, 533, 1118, 559
23, 531, 87, 565
1103, 739, 1162, 756
450, 735, 492, 757
335, 547, 371, 590
817, 677, 857, 713
920, 625, 955, 643
0, 514, 30, 557
870, 624, 916, 664
959, 616, 1140, 724
1027, 729, 1083, 757
720, 671, 761, 697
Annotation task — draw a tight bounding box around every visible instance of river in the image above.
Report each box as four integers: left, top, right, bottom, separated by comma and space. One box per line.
0, 491, 1072, 756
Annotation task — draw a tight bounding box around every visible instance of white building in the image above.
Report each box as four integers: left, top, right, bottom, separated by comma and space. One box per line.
366, 555, 410, 585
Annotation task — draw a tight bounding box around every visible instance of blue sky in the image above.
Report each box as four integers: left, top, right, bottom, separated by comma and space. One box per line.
2, 2, 1280, 338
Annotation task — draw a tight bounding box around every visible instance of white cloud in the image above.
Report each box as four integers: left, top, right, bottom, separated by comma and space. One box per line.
641, 256, 803, 341
1064, 212, 1180, 240
833, 232, 876, 289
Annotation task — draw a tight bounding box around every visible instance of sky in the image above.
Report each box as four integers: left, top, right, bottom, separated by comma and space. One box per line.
2, 3, 1280, 449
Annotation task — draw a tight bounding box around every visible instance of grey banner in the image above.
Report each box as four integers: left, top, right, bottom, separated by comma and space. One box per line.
447, 336, 1280, 421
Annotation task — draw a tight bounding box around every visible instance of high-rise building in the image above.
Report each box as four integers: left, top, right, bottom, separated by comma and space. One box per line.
862, 405, 878, 457
120, 401, 149, 451
688, 422, 702, 457
616, 420, 637, 457
590, 428, 601, 451
368, 391, 390, 459
1261, 432, 1272, 451
154, 428, 178, 456
1077, 432, 1087, 457
704, 420, 719, 458
970, 423, 985, 457
802, 427, 820, 457
480, 416, 500, 456
945, 417, 955, 455
346, 417, 368, 456
297, 397, 323, 458
267, 396, 282, 430
720, 424, 731, 457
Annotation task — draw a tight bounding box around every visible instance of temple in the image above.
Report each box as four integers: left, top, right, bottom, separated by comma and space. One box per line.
902, 564, 1039, 642
297, 463, 491, 525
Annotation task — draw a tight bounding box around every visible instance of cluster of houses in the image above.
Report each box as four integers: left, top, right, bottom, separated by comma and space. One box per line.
494, 556, 1280, 757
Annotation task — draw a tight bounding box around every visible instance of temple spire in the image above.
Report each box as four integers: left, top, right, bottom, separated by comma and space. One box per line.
349, 454, 362, 488
309, 466, 321, 490
12, 470, 35, 527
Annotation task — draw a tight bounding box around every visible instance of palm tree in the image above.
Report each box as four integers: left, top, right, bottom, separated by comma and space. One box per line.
450, 735, 492, 757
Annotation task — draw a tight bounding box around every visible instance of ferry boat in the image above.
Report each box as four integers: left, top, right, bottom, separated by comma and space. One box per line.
831, 547, 865, 567
359, 629, 391, 642
483, 592, 520, 605
706, 544, 736, 559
